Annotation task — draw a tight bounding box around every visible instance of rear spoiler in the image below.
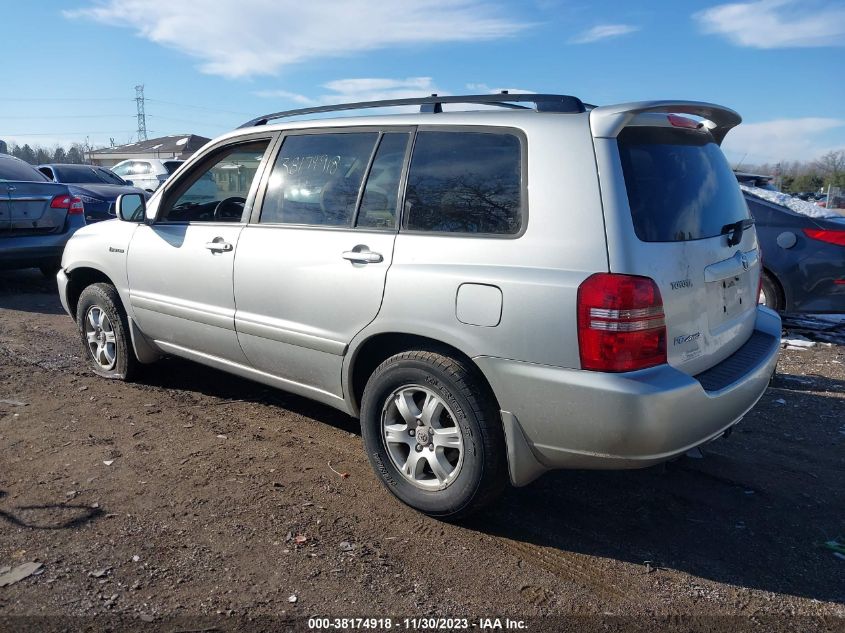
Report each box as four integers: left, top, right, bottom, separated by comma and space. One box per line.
590, 100, 742, 145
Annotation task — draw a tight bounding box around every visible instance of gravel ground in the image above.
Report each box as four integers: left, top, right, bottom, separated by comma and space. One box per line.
0, 269, 843, 632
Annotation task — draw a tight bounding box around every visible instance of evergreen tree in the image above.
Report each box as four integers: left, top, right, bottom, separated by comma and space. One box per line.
19, 144, 36, 164
35, 147, 51, 165
66, 146, 83, 164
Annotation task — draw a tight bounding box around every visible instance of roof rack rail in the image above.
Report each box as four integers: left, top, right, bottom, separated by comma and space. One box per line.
238, 92, 586, 128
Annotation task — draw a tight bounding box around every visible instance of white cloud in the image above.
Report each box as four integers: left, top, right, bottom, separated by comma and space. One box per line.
66, 1, 529, 78
465, 82, 537, 94
569, 23, 639, 44
321, 77, 441, 102
253, 77, 547, 115
252, 77, 443, 116
252, 90, 318, 106
722, 117, 845, 162
694, 0, 845, 48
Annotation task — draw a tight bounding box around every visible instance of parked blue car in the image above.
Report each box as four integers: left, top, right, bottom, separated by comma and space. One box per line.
0, 154, 87, 276
38, 163, 148, 224
744, 190, 845, 313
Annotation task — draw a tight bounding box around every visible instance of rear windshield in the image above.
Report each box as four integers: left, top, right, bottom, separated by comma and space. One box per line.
618, 127, 749, 242
163, 161, 182, 175
0, 158, 48, 182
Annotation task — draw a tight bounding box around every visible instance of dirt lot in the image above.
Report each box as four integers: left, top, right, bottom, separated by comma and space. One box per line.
0, 269, 843, 632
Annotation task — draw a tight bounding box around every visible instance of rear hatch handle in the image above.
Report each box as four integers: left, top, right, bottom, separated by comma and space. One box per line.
704, 249, 759, 283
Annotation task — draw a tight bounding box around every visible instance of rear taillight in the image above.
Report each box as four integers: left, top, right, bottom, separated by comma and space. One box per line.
803, 228, 845, 246
50, 194, 84, 215
577, 273, 667, 372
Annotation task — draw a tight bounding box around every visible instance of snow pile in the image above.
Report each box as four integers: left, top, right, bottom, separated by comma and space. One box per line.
740, 184, 842, 220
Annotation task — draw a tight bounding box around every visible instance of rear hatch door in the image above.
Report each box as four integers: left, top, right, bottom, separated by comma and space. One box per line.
591, 107, 759, 376
7, 181, 68, 235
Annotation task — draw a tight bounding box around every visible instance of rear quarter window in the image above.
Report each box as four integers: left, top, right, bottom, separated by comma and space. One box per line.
618, 127, 749, 242
405, 131, 523, 235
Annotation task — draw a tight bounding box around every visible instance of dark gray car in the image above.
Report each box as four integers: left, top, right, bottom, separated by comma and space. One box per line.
746, 191, 845, 313
0, 154, 86, 276
38, 163, 147, 224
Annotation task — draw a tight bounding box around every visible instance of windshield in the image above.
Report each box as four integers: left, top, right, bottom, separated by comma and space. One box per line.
95, 168, 126, 185
54, 165, 122, 184
618, 126, 750, 242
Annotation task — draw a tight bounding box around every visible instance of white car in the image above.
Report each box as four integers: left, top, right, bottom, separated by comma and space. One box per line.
110, 158, 184, 192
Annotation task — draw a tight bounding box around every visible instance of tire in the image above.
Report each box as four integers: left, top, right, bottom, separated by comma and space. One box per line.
76, 283, 138, 380
759, 271, 784, 312
360, 350, 508, 520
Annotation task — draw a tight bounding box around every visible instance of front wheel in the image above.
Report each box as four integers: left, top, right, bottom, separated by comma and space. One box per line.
76, 283, 138, 380
360, 350, 507, 520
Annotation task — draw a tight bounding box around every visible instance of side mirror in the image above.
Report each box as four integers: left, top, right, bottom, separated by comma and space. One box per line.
116, 193, 146, 223
123, 179, 134, 186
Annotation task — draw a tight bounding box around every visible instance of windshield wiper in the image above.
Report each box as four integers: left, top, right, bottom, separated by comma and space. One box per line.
721, 218, 754, 247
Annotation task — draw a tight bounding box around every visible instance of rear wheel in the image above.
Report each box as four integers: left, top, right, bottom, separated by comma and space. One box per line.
759, 271, 784, 312
76, 283, 138, 380
360, 350, 507, 520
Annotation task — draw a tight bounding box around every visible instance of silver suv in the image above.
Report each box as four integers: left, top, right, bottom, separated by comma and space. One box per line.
58, 94, 781, 519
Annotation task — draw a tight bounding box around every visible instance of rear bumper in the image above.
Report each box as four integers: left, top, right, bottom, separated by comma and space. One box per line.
0, 216, 85, 268
477, 306, 781, 484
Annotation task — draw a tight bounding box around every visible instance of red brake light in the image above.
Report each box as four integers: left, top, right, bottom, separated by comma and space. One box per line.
50, 194, 84, 215
577, 273, 667, 372
668, 114, 701, 129
803, 228, 845, 246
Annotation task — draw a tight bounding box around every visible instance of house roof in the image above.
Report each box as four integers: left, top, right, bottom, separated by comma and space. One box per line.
90, 134, 212, 156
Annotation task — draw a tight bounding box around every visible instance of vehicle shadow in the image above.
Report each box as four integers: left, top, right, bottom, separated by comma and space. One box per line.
772, 371, 845, 394
0, 492, 104, 530
133, 357, 844, 603
135, 356, 361, 436
466, 394, 845, 605
0, 269, 65, 315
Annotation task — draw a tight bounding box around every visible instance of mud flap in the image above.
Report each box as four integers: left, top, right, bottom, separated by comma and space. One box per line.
128, 317, 162, 364
501, 410, 547, 487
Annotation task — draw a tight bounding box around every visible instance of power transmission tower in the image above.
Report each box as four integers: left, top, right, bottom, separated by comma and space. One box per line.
135, 84, 148, 141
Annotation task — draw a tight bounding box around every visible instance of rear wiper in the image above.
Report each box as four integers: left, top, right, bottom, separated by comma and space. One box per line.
721, 218, 754, 247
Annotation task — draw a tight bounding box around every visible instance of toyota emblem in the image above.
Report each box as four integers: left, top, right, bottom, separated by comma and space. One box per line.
740, 253, 749, 271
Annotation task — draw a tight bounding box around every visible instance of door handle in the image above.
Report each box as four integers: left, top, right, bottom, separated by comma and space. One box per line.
205, 240, 233, 252
342, 248, 383, 264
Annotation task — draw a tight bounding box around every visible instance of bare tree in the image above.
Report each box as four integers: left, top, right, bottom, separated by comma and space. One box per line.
814, 150, 845, 186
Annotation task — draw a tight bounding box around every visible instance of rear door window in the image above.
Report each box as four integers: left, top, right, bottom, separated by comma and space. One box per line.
113, 161, 152, 177
618, 127, 749, 242
260, 132, 378, 227
404, 131, 523, 235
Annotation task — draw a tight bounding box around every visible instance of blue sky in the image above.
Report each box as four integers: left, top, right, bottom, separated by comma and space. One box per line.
1, 0, 843, 165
